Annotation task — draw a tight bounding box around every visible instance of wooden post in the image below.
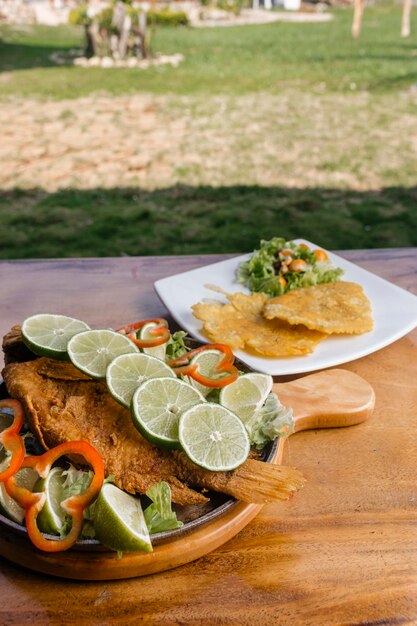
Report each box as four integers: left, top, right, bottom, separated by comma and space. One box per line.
352, 0, 364, 38
401, 0, 411, 37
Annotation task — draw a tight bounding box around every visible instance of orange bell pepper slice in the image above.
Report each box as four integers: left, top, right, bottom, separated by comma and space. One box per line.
0, 399, 26, 482
167, 344, 239, 388
5, 441, 104, 552
117, 318, 170, 348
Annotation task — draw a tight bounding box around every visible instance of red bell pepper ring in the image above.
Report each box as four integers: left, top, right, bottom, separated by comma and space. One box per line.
0, 399, 26, 482
5, 440, 105, 553
167, 344, 239, 388
117, 318, 170, 349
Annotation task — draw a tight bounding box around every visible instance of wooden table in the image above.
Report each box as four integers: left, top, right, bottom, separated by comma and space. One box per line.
0, 248, 417, 625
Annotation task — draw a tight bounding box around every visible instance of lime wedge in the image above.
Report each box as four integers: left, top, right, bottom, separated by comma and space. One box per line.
187, 349, 232, 397
131, 377, 205, 448
106, 353, 176, 408
0, 462, 38, 524
22, 313, 90, 360
94, 483, 152, 553
138, 322, 167, 361
68, 329, 139, 379
179, 402, 250, 472
36, 466, 68, 535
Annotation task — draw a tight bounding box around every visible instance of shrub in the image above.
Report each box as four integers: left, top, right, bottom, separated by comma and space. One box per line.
145, 8, 189, 27
70, 3, 188, 30
128, 6, 189, 27
68, 3, 90, 26
216, 0, 242, 15
96, 7, 118, 33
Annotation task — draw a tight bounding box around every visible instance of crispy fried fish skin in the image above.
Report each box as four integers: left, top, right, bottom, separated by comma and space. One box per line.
2, 358, 208, 505
2, 358, 304, 505
2, 325, 35, 365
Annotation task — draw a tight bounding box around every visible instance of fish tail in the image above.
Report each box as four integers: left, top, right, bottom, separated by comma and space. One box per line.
176, 454, 305, 504
211, 459, 305, 504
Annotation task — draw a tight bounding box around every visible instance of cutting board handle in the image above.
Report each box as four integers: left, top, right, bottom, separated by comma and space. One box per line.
273, 368, 375, 433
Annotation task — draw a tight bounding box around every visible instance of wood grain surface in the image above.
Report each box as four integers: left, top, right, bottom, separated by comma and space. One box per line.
0, 248, 417, 625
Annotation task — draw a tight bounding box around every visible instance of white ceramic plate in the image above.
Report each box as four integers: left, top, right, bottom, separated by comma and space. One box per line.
154, 239, 417, 375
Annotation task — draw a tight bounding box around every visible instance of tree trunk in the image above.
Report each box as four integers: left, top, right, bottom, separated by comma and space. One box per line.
138, 12, 148, 59
86, 22, 101, 57
118, 14, 132, 59
84, 24, 95, 58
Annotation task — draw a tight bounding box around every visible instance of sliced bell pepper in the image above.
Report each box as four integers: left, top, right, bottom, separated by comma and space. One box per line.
0, 399, 26, 482
117, 318, 170, 349
5, 440, 104, 552
167, 343, 239, 388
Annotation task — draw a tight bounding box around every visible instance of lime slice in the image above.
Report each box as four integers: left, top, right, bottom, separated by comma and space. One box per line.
138, 322, 167, 361
186, 349, 232, 397
36, 466, 68, 535
241, 373, 273, 402
22, 313, 90, 360
131, 377, 205, 448
0, 463, 38, 524
94, 483, 152, 553
68, 329, 139, 379
106, 353, 176, 408
219, 376, 265, 423
179, 402, 250, 472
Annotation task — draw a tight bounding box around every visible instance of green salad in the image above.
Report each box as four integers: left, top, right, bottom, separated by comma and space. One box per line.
237, 237, 344, 297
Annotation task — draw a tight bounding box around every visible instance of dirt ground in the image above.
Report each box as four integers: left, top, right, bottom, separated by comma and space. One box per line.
1, 91, 417, 192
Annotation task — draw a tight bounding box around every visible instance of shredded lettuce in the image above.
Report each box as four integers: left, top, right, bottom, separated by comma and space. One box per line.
62, 465, 93, 498
165, 330, 188, 360
144, 481, 183, 534
237, 237, 344, 297
54, 466, 93, 538
243, 392, 294, 449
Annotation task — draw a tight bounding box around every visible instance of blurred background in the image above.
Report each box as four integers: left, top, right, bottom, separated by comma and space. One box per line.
0, 0, 416, 258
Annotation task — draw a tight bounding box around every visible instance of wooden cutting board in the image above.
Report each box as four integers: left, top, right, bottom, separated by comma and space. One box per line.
0, 368, 375, 580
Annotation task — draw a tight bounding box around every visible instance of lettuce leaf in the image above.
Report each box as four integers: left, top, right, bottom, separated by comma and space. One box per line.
62, 465, 93, 498
165, 330, 188, 360
244, 393, 294, 449
144, 481, 183, 534
237, 237, 344, 297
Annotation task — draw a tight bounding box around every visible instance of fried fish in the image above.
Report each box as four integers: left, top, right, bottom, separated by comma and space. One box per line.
2, 356, 304, 506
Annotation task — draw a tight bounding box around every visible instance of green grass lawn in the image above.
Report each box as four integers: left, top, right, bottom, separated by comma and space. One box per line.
1, 5, 417, 98
1, 6, 416, 258
2, 185, 417, 258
